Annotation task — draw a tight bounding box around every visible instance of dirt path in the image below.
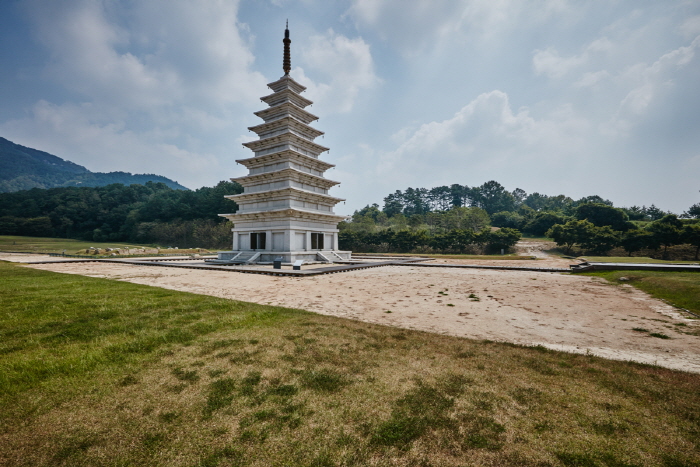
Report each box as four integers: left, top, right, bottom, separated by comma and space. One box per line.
6, 247, 699, 374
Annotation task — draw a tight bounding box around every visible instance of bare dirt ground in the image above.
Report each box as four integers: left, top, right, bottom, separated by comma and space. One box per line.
4, 243, 700, 373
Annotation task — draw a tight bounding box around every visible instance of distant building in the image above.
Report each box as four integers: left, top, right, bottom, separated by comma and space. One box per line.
216, 24, 351, 264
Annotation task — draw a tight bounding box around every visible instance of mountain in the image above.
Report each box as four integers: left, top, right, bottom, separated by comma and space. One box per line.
0, 137, 188, 192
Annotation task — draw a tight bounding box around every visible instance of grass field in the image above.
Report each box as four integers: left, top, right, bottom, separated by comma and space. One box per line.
0, 235, 211, 256
581, 256, 700, 264
583, 270, 700, 317
0, 235, 151, 254
1, 261, 700, 466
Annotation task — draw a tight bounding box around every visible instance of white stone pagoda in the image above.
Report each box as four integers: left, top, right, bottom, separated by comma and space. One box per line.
215, 24, 351, 265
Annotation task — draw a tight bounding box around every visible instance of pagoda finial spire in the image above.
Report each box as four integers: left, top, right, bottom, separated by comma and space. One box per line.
283, 20, 291, 76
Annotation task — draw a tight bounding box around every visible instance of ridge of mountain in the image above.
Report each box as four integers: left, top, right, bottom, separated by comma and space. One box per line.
0, 136, 188, 192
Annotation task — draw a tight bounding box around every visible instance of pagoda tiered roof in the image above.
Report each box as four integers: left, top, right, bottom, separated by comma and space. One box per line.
221, 207, 347, 224
254, 101, 318, 124
236, 150, 334, 172
243, 132, 329, 156
231, 167, 340, 190
260, 88, 313, 108
267, 75, 306, 94
227, 186, 344, 205
248, 115, 324, 140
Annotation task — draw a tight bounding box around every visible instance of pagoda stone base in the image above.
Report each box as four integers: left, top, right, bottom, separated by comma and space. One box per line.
211, 250, 351, 265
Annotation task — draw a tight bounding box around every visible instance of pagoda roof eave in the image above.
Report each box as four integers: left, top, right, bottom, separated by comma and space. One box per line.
254, 102, 319, 124
267, 75, 306, 93
248, 116, 324, 139
243, 133, 329, 154
235, 150, 334, 171
260, 89, 313, 108
220, 208, 347, 223
231, 168, 340, 188
226, 186, 344, 204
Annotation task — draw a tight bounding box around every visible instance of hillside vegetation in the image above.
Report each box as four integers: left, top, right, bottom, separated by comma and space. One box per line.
0, 136, 187, 192
0, 181, 242, 248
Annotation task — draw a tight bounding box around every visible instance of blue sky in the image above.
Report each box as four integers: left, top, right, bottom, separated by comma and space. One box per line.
1, 0, 699, 215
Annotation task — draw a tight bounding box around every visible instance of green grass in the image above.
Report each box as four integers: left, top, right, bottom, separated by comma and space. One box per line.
0, 235, 152, 254
581, 255, 700, 264
0, 235, 212, 256
1, 261, 700, 466
582, 270, 700, 316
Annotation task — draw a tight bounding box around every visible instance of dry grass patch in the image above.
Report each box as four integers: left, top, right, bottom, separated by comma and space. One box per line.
1, 262, 699, 466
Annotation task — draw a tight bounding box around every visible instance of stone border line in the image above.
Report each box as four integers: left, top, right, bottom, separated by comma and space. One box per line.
21, 256, 570, 276
22, 256, 698, 276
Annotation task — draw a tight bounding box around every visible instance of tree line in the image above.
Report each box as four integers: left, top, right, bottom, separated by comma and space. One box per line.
1, 178, 698, 257
547, 212, 700, 260
0, 181, 242, 249
341, 181, 700, 259
381, 181, 692, 220
337, 203, 521, 253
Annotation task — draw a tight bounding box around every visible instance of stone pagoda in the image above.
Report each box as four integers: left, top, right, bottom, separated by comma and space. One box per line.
215, 24, 351, 265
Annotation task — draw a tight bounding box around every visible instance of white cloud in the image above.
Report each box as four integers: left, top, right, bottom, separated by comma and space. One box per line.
573, 70, 610, 88
347, 0, 571, 55
292, 29, 380, 114
7, 0, 269, 188
371, 90, 590, 194
347, 0, 465, 48
533, 38, 612, 79
607, 35, 700, 136
24, 0, 266, 109
0, 100, 222, 188
679, 14, 700, 39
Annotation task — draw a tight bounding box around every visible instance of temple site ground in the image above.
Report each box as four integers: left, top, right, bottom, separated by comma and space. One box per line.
3, 240, 699, 373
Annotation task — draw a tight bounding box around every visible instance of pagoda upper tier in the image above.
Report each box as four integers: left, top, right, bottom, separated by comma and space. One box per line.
223, 73, 345, 222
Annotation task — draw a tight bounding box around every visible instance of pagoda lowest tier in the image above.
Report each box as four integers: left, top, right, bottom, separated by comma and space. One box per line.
216, 68, 350, 264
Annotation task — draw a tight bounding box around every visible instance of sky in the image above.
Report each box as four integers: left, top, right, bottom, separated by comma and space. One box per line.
1, 0, 699, 215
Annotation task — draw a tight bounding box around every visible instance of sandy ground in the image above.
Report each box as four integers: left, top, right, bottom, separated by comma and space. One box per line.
3, 246, 700, 373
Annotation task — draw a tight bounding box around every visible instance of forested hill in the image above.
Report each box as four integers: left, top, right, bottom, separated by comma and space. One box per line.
0, 136, 188, 192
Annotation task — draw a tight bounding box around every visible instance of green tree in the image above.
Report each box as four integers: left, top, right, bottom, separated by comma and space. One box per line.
382, 191, 404, 217
469, 180, 516, 214
441, 207, 490, 231
573, 195, 613, 207
581, 225, 620, 254
524, 211, 567, 236
623, 205, 647, 221
490, 211, 524, 230
683, 203, 700, 219
546, 220, 595, 254
487, 228, 522, 252
408, 214, 424, 228
620, 229, 653, 256
393, 230, 429, 252
450, 184, 470, 207
644, 204, 668, 221
402, 187, 430, 216
682, 224, 700, 260
428, 186, 452, 211
575, 203, 631, 231
523, 192, 573, 212
647, 215, 683, 259
388, 213, 408, 230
